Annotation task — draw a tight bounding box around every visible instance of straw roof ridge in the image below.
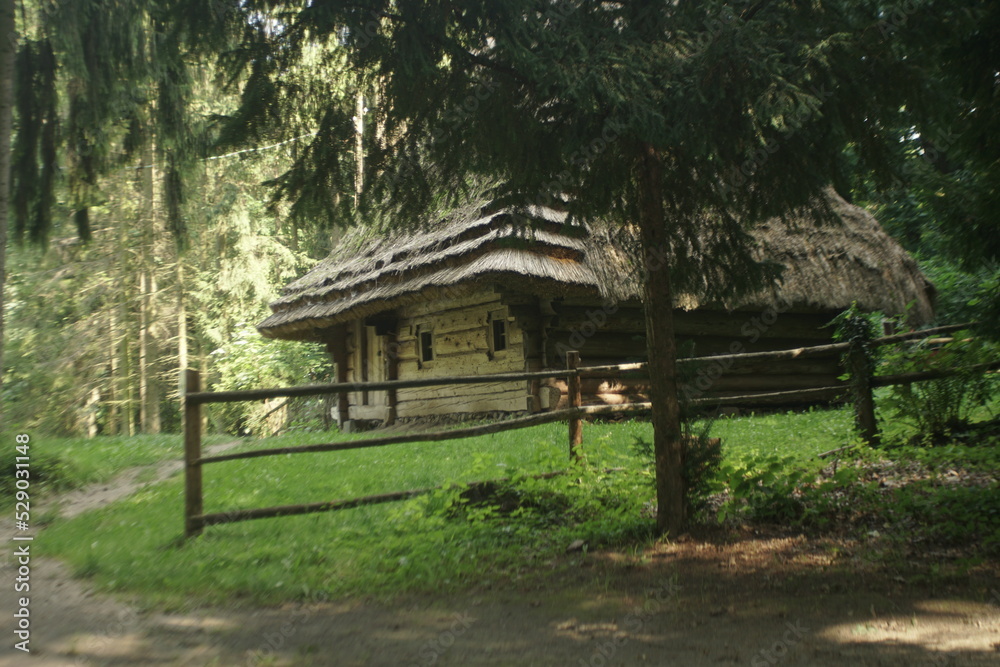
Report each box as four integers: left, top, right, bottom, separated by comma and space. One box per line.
259, 189, 935, 340
258, 245, 597, 339
281, 204, 582, 296
272, 217, 588, 311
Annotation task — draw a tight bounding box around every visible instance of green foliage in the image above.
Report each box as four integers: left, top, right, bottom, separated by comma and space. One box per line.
880, 334, 999, 442
715, 453, 811, 523
830, 302, 886, 360
713, 432, 1000, 556
210, 325, 331, 436
892, 483, 1000, 553
633, 430, 722, 522
2, 54, 328, 438
919, 258, 1000, 337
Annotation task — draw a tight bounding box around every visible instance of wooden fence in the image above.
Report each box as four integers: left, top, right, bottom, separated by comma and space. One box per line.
182, 322, 995, 537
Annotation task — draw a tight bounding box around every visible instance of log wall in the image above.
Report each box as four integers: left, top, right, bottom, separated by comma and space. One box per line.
533, 303, 843, 408
328, 292, 847, 422
392, 289, 528, 417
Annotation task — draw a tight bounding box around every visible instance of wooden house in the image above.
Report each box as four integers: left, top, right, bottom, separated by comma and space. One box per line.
258, 190, 934, 428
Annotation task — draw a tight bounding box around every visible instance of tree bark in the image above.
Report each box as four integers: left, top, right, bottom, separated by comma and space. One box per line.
139, 133, 161, 433
177, 258, 188, 375
147, 269, 161, 432
139, 270, 150, 430
0, 0, 16, 427
107, 306, 120, 435
636, 143, 685, 535
354, 91, 364, 209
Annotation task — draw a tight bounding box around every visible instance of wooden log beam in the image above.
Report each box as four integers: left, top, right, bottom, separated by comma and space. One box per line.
871, 322, 977, 348
385, 331, 398, 426
688, 386, 845, 407
846, 341, 879, 446
871, 360, 1000, 388
327, 326, 350, 426
187, 324, 981, 407
186, 369, 581, 405
197, 403, 655, 466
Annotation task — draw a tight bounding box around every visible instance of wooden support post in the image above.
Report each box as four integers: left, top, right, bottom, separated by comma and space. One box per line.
183, 369, 204, 538
567, 351, 582, 460
328, 327, 351, 428
846, 342, 879, 446
385, 332, 398, 426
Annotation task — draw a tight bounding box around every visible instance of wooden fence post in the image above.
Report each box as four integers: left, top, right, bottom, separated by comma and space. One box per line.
567, 351, 582, 460
183, 369, 204, 538
846, 342, 879, 447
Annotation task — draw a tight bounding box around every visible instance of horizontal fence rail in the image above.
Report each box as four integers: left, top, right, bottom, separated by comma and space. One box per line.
576, 322, 979, 376
181, 321, 991, 537
197, 403, 653, 466
185, 369, 583, 405
871, 360, 1000, 388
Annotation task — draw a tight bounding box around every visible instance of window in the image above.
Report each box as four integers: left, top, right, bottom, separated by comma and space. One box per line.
489, 310, 508, 357
492, 318, 507, 352
419, 329, 434, 363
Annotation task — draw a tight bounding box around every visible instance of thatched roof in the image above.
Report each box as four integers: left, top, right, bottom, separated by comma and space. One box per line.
259, 190, 934, 341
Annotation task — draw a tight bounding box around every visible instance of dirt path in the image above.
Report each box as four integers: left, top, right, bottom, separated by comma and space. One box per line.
42, 440, 244, 520
3, 452, 1000, 666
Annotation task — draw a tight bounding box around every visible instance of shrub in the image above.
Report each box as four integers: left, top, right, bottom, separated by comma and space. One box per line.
210, 324, 332, 436
881, 333, 998, 443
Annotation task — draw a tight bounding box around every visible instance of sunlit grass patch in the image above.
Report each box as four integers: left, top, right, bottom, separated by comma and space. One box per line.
36, 409, 860, 607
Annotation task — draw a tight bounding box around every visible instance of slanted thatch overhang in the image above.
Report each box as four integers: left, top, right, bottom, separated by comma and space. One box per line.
259, 191, 934, 342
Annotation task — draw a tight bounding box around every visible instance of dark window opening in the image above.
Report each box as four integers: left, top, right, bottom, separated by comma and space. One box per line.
491, 317, 507, 353
420, 330, 434, 363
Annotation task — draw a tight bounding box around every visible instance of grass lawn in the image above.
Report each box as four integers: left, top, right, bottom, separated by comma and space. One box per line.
28, 409, 853, 608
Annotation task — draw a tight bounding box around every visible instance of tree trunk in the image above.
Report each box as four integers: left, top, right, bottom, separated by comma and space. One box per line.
107, 306, 120, 434
354, 91, 364, 209
636, 143, 685, 535
139, 270, 150, 430
139, 134, 161, 433
147, 269, 161, 432
0, 0, 16, 427
177, 258, 188, 375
